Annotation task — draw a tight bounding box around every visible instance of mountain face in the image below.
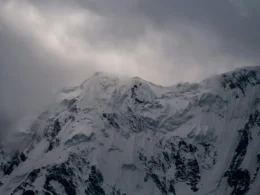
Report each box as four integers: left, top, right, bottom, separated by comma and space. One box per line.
1, 67, 260, 195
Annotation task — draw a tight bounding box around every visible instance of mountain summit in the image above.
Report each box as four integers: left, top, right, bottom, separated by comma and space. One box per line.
1, 66, 260, 195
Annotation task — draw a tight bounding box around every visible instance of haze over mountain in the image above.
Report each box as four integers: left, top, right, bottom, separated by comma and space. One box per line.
1, 0, 260, 136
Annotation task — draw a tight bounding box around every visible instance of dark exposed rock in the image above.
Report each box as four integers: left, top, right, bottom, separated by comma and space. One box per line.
22, 190, 36, 195
110, 185, 126, 195
3, 151, 26, 175
101, 129, 110, 138
251, 154, 260, 184
41, 154, 91, 195
61, 98, 77, 109
26, 169, 41, 183
20, 153, 27, 162
130, 85, 138, 98
11, 169, 41, 195
224, 110, 260, 195
69, 105, 79, 113
85, 165, 105, 195
43, 119, 62, 153
134, 98, 144, 104
103, 113, 120, 129
46, 138, 60, 153
150, 174, 167, 195
53, 119, 62, 137
44, 119, 62, 140
175, 152, 200, 192
44, 163, 76, 195
139, 137, 201, 194
61, 98, 79, 113
130, 82, 147, 104
65, 133, 95, 148
10, 154, 90, 195
227, 169, 250, 195
69, 115, 76, 122
221, 69, 260, 94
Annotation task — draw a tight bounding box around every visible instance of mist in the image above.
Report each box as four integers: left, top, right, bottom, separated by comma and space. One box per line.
0, 0, 260, 138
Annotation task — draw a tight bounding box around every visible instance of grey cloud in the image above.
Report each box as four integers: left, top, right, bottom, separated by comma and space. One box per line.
0, 19, 95, 126
0, 111, 13, 141
36, 0, 260, 75
75, 0, 260, 59
24, 0, 260, 60
22, 0, 260, 52
81, 0, 260, 79
0, 0, 259, 138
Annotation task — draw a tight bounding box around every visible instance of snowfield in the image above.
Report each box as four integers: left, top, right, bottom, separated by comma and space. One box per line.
1, 67, 260, 195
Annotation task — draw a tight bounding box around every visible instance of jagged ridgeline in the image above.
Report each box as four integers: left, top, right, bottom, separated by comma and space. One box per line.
1, 67, 260, 195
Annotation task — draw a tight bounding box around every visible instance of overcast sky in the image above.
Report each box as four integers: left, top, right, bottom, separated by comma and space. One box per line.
0, 0, 260, 135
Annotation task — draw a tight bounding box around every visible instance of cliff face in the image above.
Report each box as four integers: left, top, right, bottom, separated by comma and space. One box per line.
1, 67, 260, 195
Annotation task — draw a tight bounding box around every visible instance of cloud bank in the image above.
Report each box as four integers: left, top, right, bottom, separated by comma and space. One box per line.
0, 0, 259, 136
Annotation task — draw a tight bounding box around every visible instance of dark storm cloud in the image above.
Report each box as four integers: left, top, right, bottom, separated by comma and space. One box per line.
0, 0, 260, 137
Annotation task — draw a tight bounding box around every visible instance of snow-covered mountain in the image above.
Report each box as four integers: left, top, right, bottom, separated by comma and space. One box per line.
1, 66, 260, 195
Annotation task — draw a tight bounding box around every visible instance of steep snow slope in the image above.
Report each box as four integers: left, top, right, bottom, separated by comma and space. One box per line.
1, 67, 260, 195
